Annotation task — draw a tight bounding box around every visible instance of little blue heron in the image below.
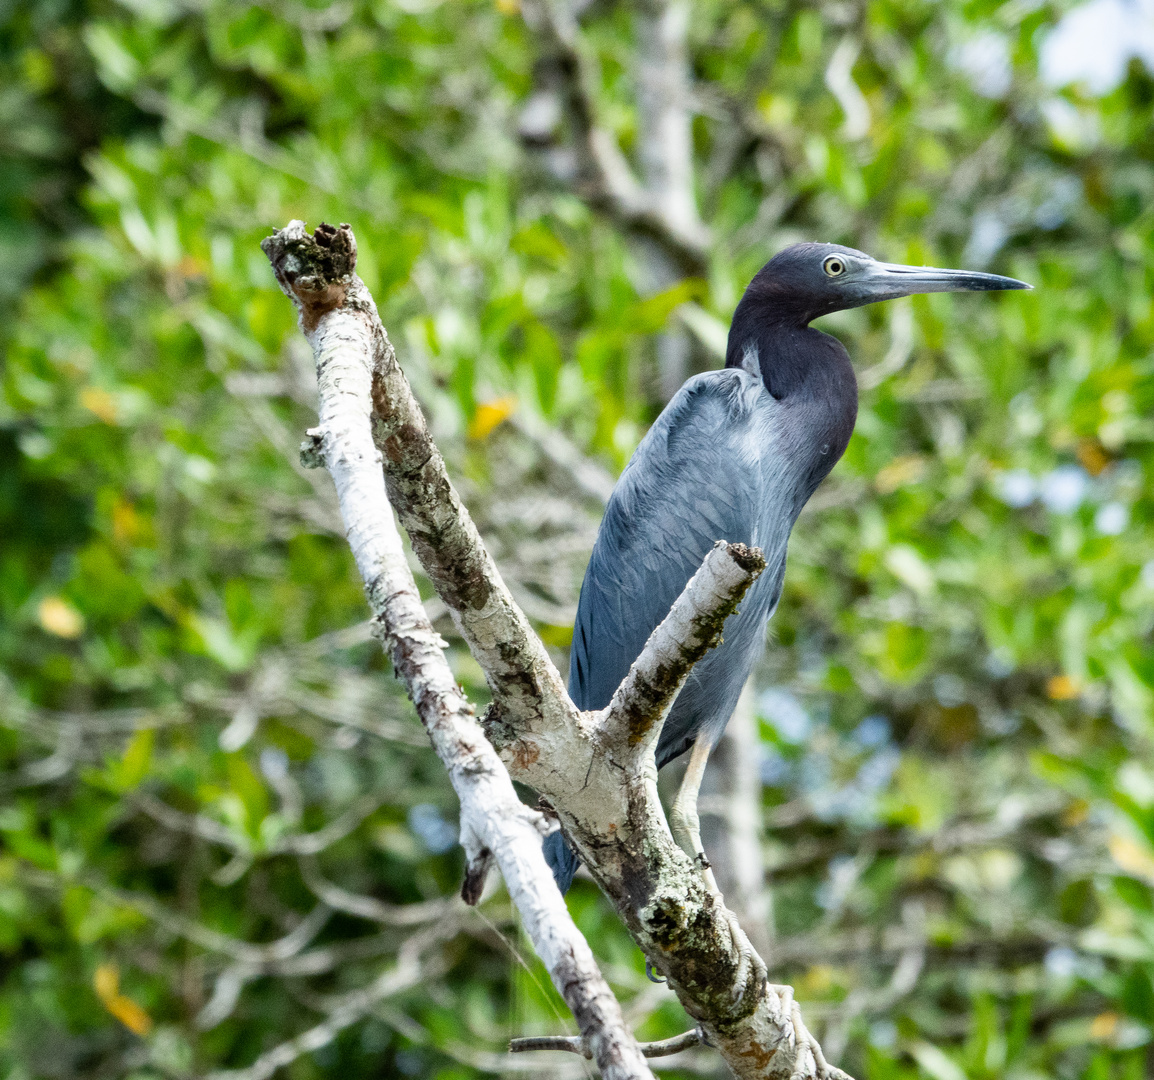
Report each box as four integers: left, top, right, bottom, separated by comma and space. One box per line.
545, 243, 1029, 898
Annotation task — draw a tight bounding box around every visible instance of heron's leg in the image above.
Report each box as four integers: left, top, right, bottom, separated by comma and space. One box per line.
669, 738, 718, 892
669, 737, 767, 1004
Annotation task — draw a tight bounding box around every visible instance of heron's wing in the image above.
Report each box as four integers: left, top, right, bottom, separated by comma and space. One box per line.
569, 369, 794, 718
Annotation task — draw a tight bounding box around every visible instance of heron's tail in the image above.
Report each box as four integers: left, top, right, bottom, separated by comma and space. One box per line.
543, 830, 581, 894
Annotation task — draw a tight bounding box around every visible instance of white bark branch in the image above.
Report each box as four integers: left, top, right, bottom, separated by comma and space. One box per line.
262, 220, 655, 1080
261, 220, 854, 1080
601, 540, 765, 756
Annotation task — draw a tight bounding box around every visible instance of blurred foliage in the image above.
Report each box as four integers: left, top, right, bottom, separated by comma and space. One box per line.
2, 0, 1154, 1078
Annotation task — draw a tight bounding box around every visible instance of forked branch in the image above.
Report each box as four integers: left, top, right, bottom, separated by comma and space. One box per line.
261, 220, 853, 1080
262, 220, 653, 1080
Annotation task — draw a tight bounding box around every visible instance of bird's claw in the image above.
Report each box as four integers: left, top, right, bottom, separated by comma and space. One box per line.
725, 909, 767, 1005
694, 851, 712, 871
767, 985, 836, 1080
645, 958, 667, 984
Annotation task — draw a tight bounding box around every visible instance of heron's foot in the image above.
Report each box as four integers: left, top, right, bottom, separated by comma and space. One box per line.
724, 907, 766, 1005
669, 805, 695, 862
645, 958, 667, 984
767, 983, 844, 1080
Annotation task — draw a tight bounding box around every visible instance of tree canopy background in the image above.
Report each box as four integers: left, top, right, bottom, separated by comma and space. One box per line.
3, 0, 1154, 1077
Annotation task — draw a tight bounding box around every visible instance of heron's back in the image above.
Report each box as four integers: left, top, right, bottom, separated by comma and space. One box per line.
568, 368, 796, 766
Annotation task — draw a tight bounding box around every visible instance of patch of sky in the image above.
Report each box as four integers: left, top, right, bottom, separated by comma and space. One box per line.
1043, 946, 1078, 978
1034, 176, 1082, 229
856, 747, 901, 796
1141, 559, 1154, 589
759, 687, 811, 743
408, 803, 457, 854
996, 469, 1037, 508
1044, 945, 1105, 981
759, 751, 792, 786
805, 747, 899, 823
985, 648, 1016, 678
1094, 501, 1129, 535
1040, 0, 1154, 94
953, 31, 1013, 98
259, 747, 289, 781
965, 175, 1082, 265
964, 209, 1010, 267
869, 1020, 898, 1048
1040, 98, 1100, 153
1039, 465, 1089, 513
933, 673, 968, 707
852, 714, 890, 748
996, 464, 1101, 514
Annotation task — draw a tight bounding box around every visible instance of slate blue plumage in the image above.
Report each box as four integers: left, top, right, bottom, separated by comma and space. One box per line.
546, 243, 1029, 893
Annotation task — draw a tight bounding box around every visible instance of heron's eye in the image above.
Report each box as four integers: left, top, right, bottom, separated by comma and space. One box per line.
823, 256, 846, 277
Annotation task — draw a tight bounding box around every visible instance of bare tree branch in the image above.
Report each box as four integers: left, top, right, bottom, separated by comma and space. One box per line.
525, 0, 710, 273
260, 220, 853, 1080
297, 854, 453, 926
262, 220, 655, 1080
508, 408, 616, 504
134, 789, 389, 857
205, 928, 451, 1080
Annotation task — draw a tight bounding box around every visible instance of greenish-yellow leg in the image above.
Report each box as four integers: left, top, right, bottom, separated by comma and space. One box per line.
669, 738, 766, 1002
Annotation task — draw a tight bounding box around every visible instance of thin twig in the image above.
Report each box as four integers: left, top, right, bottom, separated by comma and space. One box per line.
510, 1029, 702, 1058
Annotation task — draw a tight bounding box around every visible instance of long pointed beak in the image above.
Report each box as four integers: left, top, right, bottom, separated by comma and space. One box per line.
856, 261, 1032, 302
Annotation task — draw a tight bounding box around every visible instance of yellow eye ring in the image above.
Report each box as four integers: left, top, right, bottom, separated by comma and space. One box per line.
823, 256, 846, 277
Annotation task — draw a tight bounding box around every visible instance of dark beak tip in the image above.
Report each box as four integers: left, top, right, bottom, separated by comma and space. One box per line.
985, 276, 1032, 292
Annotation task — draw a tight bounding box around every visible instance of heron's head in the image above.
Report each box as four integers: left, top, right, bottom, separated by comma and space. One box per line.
747, 242, 1031, 324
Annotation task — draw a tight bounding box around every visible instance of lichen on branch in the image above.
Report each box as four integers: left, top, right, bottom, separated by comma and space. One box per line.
262, 219, 854, 1080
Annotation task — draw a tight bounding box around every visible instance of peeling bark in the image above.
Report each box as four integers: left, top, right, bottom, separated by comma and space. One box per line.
262, 221, 654, 1080
261, 220, 854, 1080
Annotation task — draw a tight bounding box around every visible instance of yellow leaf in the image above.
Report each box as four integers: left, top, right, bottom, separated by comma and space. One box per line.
875, 455, 927, 494
94, 963, 152, 1035
177, 255, 207, 279
1077, 439, 1111, 477
106, 994, 153, 1035
1089, 1011, 1119, 1040
80, 386, 119, 424
468, 395, 517, 440
496, 0, 519, 12
38, 597, 85, 639
112, 497, 141, 543
1108, 834, 1154, 884
1047, 674, 1081, 701
94, 963, 120, 1002
798, 964, 834, 995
